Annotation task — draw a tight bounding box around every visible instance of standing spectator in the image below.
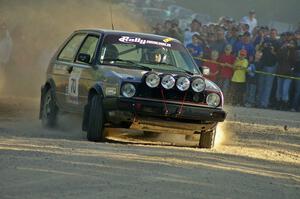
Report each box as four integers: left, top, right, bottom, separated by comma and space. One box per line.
230, 49, 248, 106
153, 23, 164, 35
226, 26, 239, 47
240, 10, 258, 34
166, 19, 183, 42
245, 50, 263, 107
211, 29, 227, 53
240, 23, 250, 35
276, 39, 296, 110
251, 26, 260, 40
184, 19, 201, 47
202, 36, 212, 60
257, 29, 280, 108
234, 31, 255, 62
203, 50, 219, 82
292, 31, 300, 111
207, 33, 217, 50
218, 44, 236, 96
0, 22, 13, 93
253, 27, 266, 50
186, 33, 203, 67
161, 20, 172, 36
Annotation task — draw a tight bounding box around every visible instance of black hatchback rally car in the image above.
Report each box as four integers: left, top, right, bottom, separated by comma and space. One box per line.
40, 29, 226, 148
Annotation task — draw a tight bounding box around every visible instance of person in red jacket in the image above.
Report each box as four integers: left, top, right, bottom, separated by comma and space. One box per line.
203, 50, 220, 82
217, 44, 236, 96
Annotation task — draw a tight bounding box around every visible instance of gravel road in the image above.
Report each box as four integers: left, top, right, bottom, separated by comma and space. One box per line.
0, 97, 299, 199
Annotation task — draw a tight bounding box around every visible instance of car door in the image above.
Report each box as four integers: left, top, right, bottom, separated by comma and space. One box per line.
52, 33, 86, 110
64, 34, 101, 112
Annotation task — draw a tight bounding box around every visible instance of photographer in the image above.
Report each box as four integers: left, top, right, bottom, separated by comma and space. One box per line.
257, 28, 280, 108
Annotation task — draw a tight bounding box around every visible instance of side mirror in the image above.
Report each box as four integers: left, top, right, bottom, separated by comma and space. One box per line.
202, 66, 210, 76
77, 53, 91, 64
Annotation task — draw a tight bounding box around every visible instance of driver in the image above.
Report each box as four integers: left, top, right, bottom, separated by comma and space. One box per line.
148, 48, 168, 64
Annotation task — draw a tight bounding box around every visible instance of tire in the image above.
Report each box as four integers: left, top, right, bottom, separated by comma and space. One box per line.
199, 129, 216, 149
41, 89, 58, 128
87, 95, 105, 142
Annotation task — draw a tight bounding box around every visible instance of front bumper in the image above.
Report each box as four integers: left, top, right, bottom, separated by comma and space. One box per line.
103, 97, 226, 122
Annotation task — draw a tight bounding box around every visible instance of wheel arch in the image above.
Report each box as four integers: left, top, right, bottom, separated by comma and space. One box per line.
87, 84, 104, 103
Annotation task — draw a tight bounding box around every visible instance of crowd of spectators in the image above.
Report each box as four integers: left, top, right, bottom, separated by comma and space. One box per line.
152, 10, 300, 112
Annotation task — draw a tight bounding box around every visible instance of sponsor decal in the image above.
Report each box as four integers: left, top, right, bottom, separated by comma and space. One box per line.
163, 38, 173, 43
119, 36, 171, 47
105, 87, 117, 96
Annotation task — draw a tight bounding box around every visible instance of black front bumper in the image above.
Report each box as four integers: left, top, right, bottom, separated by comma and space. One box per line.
103, 97, 226, 122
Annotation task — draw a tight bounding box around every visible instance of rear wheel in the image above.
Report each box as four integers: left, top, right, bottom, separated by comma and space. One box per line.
41, 89, 58, 128
87, 95, 105, 142
199, 129, 216, 148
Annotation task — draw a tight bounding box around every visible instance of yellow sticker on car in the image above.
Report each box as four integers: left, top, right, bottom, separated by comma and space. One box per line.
163, 38, 173, 43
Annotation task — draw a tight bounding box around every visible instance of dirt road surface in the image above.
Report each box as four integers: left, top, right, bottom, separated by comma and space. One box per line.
0, 97, 299, 199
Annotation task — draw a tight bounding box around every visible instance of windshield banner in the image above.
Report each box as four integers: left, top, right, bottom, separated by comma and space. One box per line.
118, 36, 172, 47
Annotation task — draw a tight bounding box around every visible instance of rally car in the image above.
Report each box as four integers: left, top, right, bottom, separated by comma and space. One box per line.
39, 29, 226, 148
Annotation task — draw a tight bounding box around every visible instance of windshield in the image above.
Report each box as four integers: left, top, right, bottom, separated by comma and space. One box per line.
98, 35, 201, 74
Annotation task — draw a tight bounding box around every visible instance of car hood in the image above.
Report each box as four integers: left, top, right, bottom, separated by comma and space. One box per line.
97, 65, 221, 93
106, 67, 147, 82
98, 65, 195, 82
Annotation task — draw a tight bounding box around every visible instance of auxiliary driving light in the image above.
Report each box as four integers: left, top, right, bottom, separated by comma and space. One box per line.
145, 73, 160, 88
191, 78, 205, 92
176, 76, 190, 91
161, 75, 175, 89
121, 83, 136, 98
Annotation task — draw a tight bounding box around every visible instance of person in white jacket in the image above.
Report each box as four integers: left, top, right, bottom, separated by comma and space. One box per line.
240, 10, 258, 35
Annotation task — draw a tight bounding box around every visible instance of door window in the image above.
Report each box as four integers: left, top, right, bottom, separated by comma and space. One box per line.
76, 35, 99, 64
58, 34, 86, 62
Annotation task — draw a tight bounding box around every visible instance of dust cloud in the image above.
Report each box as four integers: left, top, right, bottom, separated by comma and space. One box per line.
0, 0, 148, 97
214, 122, 235, 147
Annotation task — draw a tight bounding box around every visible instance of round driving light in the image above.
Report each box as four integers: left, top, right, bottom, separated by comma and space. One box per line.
145, 73, 160, 88
161, 75, 175, 89
176, 76, 190, 91
206, 93, 221, 107
191, 78, 205, 92
121, 83, 136, 98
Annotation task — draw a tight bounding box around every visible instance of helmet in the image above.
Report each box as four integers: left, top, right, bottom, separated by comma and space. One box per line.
147, 47, 168, 63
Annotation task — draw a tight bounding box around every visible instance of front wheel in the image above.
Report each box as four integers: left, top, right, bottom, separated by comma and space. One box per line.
87, 95, 105, 142
199, 129, 216, 149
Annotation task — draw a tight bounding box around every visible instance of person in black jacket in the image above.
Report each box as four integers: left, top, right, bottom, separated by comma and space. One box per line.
292, 31, 300, 111
276, 38, 296, 110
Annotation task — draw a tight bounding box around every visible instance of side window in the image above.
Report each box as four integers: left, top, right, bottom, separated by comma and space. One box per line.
58, 34, 86, 62
76, 35, 99, 64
